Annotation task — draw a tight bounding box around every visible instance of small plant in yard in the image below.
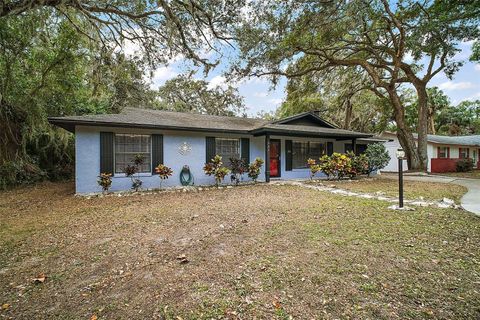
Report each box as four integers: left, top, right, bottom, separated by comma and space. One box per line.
346, 152, 369, 179
229, 157, 248, 185
97, 173, 112, 194
204, 155, 230, 187
247, 157, 264, 182
364, 143, 390, 176
456, 158, 474, 172
307, 158, 321, 179
124, 154, 145, 191
155, 164, 173, 188
319, 153, 352, 180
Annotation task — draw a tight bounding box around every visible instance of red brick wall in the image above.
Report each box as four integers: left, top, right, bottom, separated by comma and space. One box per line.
431, 158, 458, 173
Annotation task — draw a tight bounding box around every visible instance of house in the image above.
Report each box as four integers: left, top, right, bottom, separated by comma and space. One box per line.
380, 131, 480, 173
49, 108, 381, 194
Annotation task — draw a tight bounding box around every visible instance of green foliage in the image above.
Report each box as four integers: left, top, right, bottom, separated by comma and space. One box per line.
364, 143, 390, 175
456, 159, 474, 173
247, 158, 264, 182
229, 158, 248, 185
0, 11, 153, 188
97, 173, 113, 193
203, 155, 231, 186
347, 152, 369, 179
318, 153, 352, 180
155, 74, 246, 116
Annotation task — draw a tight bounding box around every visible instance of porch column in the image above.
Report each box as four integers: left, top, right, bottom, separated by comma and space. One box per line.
265, 134, 270, 182
352, 138, 357, 154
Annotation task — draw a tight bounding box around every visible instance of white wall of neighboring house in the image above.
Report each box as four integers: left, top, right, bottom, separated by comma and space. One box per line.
380, 132, 408, 172
380, 132, 479, 172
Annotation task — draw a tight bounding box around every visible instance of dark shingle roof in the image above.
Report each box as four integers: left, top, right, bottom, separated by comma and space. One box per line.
48, 107, 373, 138
49, 107, 267, 133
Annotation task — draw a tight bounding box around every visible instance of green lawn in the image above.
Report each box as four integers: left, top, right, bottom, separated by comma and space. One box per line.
316, 177, 467, 202
0, 182, 479, 319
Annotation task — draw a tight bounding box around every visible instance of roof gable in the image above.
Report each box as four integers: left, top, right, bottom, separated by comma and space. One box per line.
272, 112, 337, 128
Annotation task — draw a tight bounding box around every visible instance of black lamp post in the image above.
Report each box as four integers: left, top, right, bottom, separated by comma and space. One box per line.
396, 148, 405, 208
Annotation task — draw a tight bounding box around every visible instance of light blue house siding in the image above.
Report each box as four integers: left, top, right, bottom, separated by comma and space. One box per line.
75, 126, 354, 194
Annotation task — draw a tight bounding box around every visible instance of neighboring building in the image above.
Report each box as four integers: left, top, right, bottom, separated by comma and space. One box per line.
380, 131, 480, 173
49, 108, 381, 194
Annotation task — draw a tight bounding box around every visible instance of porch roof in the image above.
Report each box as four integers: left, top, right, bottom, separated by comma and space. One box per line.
250, 123, 373, 139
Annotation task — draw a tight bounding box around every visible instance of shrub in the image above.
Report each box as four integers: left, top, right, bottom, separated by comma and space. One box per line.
229, 157, 248, 185
155, 164, 173, 187
203, 155, 230, 186
364, 143, 391, 176
247, 157, 264, 182
346, 152, 369, 179
319, 153, 352, 180
123, 154, 145, 191
456, 158, 474, 172
307, 158, 321, 179
97, 173, 112, 193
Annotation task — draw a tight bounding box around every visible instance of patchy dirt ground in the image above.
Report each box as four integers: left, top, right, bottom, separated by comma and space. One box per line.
1, 182, 479, 319
318, 177, 468, 203
431, 170, 480, 180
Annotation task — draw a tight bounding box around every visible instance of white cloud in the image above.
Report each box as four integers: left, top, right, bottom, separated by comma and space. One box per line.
475, 64, 480, 72
150, 66, 178, 89
438, 81, 475, 91
207, 75, 228, 89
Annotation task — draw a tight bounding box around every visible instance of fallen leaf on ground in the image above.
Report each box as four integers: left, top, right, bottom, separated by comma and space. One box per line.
176, 254, 189, 264
32, 273, 47, 284
2, 303, 10, 310
90, 314, 98, 320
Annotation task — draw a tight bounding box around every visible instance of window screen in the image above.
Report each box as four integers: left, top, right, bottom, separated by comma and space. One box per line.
115, 134, 151, 173
292, 141, 324, 169
215, 138, 240, 163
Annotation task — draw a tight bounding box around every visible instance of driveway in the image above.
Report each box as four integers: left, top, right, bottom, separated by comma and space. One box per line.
382, 173, 480, 216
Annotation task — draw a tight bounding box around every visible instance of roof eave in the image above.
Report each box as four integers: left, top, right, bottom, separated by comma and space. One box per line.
250, 127, 373, 139
48, 118, 253, 134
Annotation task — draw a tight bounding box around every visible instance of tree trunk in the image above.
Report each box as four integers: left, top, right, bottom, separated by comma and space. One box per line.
428, 109, 436, 134
344, 99, 352, 130
386, 87, 421, 170
413, 82, 429, 172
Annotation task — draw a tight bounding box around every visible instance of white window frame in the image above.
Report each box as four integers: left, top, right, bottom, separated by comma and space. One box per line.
438, 146, 449, 158
215, 138, 241, 163
114, 134, 152, 174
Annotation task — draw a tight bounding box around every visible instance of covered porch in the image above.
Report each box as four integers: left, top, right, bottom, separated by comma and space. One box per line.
250, 125, 376, 182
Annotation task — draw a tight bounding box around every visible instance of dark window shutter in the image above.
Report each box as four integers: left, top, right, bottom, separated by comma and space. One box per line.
151, 134, 164, 174
327, 142, 334, 156
285, 140, 293, 171
241, 138, 250, 164
437, 146, 440, 158
447, 147, 450, 158
206, 137, 216, 163
100, 132, 114, 175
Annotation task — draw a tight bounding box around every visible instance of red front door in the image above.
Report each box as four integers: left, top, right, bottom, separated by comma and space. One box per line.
269, 140, 281, 177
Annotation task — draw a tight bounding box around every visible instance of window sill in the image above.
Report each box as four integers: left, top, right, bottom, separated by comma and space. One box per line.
114, 173, 153, 178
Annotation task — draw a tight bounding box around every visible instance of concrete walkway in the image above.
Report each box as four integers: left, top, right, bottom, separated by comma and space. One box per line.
382, 174, 480, 216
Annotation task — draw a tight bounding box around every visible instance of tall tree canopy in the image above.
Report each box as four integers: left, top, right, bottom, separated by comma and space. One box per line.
0, 0, 242, 188
234, 0, 480, 170
278, 66, 390, 133
155, 74, 245, 116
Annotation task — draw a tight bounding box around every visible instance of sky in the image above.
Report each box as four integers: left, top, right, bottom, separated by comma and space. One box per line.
145, 40, 480, 117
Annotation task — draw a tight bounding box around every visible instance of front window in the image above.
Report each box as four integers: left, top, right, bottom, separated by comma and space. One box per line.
459, 148, 469, 159
115, 134, 151, 173
292, 141, 324, 169
215, 138, 240, 163
438, 146, 449, 158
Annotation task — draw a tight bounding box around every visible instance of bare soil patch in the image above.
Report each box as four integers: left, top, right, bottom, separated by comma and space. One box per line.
1, 182, 479, 319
